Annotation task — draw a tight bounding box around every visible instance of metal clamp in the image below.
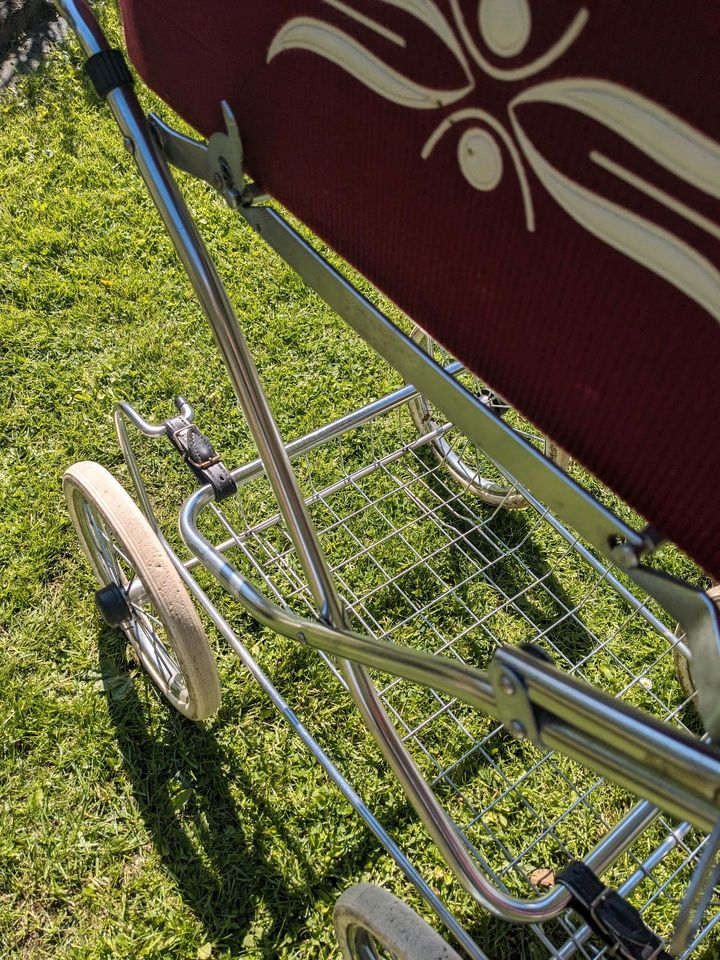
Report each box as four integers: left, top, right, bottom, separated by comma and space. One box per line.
488, 645, 545, 744
629, 567, 720, 739
149, 101, 264, 208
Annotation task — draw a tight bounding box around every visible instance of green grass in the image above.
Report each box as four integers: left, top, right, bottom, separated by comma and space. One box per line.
1, 7, 717, 959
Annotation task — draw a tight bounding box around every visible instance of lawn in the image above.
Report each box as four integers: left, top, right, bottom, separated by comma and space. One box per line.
1, 5, 717, 959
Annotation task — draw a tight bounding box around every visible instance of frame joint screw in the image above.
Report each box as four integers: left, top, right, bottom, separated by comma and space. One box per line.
499, 673, 516, 696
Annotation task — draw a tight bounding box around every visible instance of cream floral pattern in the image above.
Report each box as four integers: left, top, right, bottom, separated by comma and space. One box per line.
268, 0, 720, 321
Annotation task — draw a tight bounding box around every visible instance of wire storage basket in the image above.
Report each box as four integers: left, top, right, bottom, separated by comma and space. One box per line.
186, 383, 718, 958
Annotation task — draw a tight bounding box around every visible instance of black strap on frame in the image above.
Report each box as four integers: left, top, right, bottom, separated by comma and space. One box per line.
165, 416, 237, 503
85, 49, 133, 99
557, 861, 672, 960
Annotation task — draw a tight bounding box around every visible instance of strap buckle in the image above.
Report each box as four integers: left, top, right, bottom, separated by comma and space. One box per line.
165, 415, 237, 502
558, 861, 671, 960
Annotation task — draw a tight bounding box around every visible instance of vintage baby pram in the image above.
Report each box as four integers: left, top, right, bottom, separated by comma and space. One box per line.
55, 0, 720, 956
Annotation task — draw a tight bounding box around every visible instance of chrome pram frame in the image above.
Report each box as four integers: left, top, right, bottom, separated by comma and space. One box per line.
56, 2, 720, 958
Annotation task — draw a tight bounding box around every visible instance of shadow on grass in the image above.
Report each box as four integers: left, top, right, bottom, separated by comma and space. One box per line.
97, 620, 720, 960
97, 625, 405, 956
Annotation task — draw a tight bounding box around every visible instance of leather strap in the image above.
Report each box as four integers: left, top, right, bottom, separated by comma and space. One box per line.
165, 416, 237, 502
558, 862, 672, 960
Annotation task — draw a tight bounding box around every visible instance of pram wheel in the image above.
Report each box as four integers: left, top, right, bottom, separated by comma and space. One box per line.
333, 884, 462, 960
63, 461, 221, 720
409, 327, 569, 508
673, 584, 720, 705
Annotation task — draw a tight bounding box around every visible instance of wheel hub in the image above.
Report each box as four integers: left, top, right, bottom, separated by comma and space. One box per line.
95, 582, 132, 628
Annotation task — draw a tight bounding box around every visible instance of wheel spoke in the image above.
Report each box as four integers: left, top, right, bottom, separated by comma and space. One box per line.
130, 602, 163, 630
134, 617, 173, 683
110, 540, 133, 568
130, 607, 186, 696
84, 503, 123, 582
65, 462, 219, 718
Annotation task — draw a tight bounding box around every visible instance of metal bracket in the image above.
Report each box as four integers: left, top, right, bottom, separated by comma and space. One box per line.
164, 396, 237, 502
605, 528, 720, 738
488, 647, 543, 744
149, 101, 263, 208
626, 566, 720, 740
489, 570, 720, 745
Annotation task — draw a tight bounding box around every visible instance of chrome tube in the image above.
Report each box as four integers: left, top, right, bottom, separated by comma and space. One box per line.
52, 0, 105, 54
57, 12, 450, 897
54, 0, 344, 626
55, 0, 523, 921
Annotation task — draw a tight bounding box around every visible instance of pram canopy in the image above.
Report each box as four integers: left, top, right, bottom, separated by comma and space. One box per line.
119, 0, 720, 580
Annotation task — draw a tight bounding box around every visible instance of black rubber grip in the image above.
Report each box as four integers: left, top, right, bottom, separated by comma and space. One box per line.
85, 49, 133, 99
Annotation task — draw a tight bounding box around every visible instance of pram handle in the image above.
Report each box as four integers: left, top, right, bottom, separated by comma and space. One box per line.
53, 0, 104, 57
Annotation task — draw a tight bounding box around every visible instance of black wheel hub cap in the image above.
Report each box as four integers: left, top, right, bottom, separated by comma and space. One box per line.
95, 582, 132, 628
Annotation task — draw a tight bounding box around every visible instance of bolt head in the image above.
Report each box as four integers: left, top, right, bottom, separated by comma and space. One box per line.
499, 673, 516, 696
510, 720, 527, 740
610, 538, 639, 570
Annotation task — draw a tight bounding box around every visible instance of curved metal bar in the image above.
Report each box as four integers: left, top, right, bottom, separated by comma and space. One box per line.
114, 401, 169, 437
152, 526, 491, 960
112, 401, 178, 533
113, 399, 196, 533
180, 483, 720, 918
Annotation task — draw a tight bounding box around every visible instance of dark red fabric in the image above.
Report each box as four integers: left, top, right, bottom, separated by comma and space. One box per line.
119, 0, 720, 579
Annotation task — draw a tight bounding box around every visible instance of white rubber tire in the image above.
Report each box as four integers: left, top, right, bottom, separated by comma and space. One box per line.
64, 461, 221, 720
408, 327, 569, 509
333, 884, 462, 960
